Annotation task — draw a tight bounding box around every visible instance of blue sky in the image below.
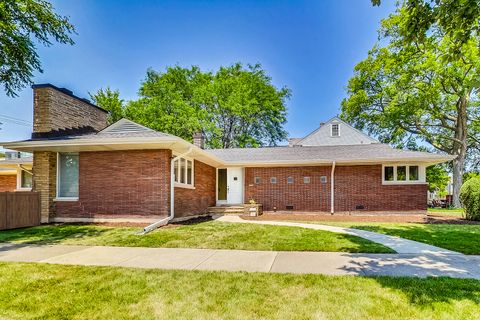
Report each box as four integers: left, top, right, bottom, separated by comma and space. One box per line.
0, 0, 395, 146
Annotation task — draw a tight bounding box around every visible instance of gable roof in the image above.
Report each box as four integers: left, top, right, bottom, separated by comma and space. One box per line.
294, 117, 378, 146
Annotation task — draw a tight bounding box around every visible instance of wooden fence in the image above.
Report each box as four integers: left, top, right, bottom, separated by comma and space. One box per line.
0, 192, 40, 230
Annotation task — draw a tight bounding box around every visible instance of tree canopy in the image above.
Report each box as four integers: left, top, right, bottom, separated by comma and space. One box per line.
0, 0, 75, 96
342, 1, 480, 206
93, 63, 290, 148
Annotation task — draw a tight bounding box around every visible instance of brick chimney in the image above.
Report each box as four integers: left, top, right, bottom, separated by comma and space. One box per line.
32, 84, 108, 138
193, 132, 205, 149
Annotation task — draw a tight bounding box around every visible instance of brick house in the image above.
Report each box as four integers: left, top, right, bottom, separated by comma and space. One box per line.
0, 152, 33, 192
2, 84, 453, 224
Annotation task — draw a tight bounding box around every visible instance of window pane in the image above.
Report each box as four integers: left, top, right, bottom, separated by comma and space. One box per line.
187, 160, 192, 185
180, 158, 186, 184
303, 176, 311, 184
270, 177, 277, 184
287, 176, 294, 184
409, 166, 419, 181
331, 124, 339, 137
254, 177, 261, 184
384, 166, 394, 181
21, 170, 32, 188
58, 153, 79, 197
397, 166, 407, 181
173, 159, 179, 182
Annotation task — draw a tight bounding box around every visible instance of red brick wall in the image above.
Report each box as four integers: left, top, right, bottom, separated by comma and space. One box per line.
0, 175, 17, 192
55, 150, 171, 218
174, 160, 216, 217
335, 165, 427, 212
245, 165, 427, 212
245, 166, 332, 212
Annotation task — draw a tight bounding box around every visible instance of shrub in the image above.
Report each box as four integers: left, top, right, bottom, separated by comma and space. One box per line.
459, 177, 480, 221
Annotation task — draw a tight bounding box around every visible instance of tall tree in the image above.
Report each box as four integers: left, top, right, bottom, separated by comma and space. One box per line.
90, 88, 125, 124
342, 5, 480, 207
0, 0, 76, 96
119, 63, 290, 148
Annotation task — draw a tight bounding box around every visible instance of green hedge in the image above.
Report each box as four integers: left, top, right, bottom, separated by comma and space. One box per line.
460, 177, 480, 221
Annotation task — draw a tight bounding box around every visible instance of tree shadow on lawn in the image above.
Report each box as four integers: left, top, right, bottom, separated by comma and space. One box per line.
0, 224, 111, 245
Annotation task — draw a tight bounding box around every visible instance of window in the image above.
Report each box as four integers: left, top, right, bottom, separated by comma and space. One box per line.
270, 177, 277, 184
384, 166, 394, 181
21, 170, 32, 188
397, 166, 407, 181
287, 176, 294, 184
409, 166, 419, 181
254, 177, 261, 184
320, 176, 327, 183
173, 156, 194, 187
303, 176, 311, 184
331, 123, 340, 137
57, 153, 79, 198
383, 165, 422, 183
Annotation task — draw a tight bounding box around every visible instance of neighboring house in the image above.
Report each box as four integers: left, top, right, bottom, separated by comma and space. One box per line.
2, 84, 453, 224
0, 152, 33, 192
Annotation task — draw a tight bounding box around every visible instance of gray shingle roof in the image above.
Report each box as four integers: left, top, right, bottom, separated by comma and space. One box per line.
207, 144, 452, 164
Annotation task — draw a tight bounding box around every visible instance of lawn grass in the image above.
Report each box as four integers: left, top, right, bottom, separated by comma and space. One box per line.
0, 221, 393, 253
313, 222, 480, 255
0, 262, 479, 319
428, 207, 465, 217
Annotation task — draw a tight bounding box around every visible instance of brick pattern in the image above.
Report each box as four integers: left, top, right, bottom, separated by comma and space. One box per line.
245, 166, 332, 211
32, 151, 57, 223
245, 165, 427, 212
334, 165, 427, 212
33, 86, 107, 134
0, 175, 17, 192
54, 150, 171, 218
174, 160, 216, 217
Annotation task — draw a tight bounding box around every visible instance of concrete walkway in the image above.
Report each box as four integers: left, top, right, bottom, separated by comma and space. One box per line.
215, 215, 461, 255
0, 243, 479, 278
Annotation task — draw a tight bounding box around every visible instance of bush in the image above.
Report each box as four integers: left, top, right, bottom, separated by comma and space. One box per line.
460, 177, 480, 221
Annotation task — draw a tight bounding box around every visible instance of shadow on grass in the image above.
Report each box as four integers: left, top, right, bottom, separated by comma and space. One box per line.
0, 224, 111, 245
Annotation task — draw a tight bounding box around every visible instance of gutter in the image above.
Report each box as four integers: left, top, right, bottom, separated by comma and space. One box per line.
330, 161, 336, 214
142, 147, 193, 234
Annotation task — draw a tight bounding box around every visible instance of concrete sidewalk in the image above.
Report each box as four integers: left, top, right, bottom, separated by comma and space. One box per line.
1, 243, 479, 278
215, 215, 462, 255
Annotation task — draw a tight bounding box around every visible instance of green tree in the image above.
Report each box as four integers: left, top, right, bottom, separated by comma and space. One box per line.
372, 0, 480, 55
0, 0, 75, 96
90, 88, 125, 124
426, 164, 450, 194
122, 63, 290, 148
342, 5, 480, 207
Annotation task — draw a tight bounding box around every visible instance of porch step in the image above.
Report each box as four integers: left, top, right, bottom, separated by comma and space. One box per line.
208, 206, 245, 215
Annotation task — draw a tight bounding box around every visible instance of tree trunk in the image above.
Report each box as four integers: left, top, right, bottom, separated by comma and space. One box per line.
452, 96, 469, 207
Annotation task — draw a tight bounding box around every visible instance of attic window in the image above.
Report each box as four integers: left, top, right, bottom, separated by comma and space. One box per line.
331, 124, 340, 137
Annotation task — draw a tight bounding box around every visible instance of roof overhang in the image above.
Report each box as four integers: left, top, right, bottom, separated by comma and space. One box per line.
1, 137, 225, 167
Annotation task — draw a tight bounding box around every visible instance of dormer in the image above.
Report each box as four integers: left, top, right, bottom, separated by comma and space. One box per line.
291, 117, 378, 147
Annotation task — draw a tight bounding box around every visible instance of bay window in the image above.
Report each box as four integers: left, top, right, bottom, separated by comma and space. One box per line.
383, 165, 422, 184
57, 153, 79, 199
173, 156, 194, 187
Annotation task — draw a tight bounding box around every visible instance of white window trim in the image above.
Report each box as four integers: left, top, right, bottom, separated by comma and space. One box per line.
15, 166, 32, 191
173, 155, 195, 189
382, 164, 426, 185
55, 152, 79, 201
331, 123, 340, 137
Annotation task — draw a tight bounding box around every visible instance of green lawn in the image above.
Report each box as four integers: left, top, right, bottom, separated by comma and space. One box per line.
314, 222, 480, 255
428, 207, 465, 217
0, 262, 479, 319
0, 221, 393, 253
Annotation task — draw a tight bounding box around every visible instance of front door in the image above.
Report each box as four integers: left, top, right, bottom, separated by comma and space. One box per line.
217, 168, 244, 205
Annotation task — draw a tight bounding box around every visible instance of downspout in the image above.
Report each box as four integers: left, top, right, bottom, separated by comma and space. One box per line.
142, 147, 193, 234
330, 161, 336, 215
